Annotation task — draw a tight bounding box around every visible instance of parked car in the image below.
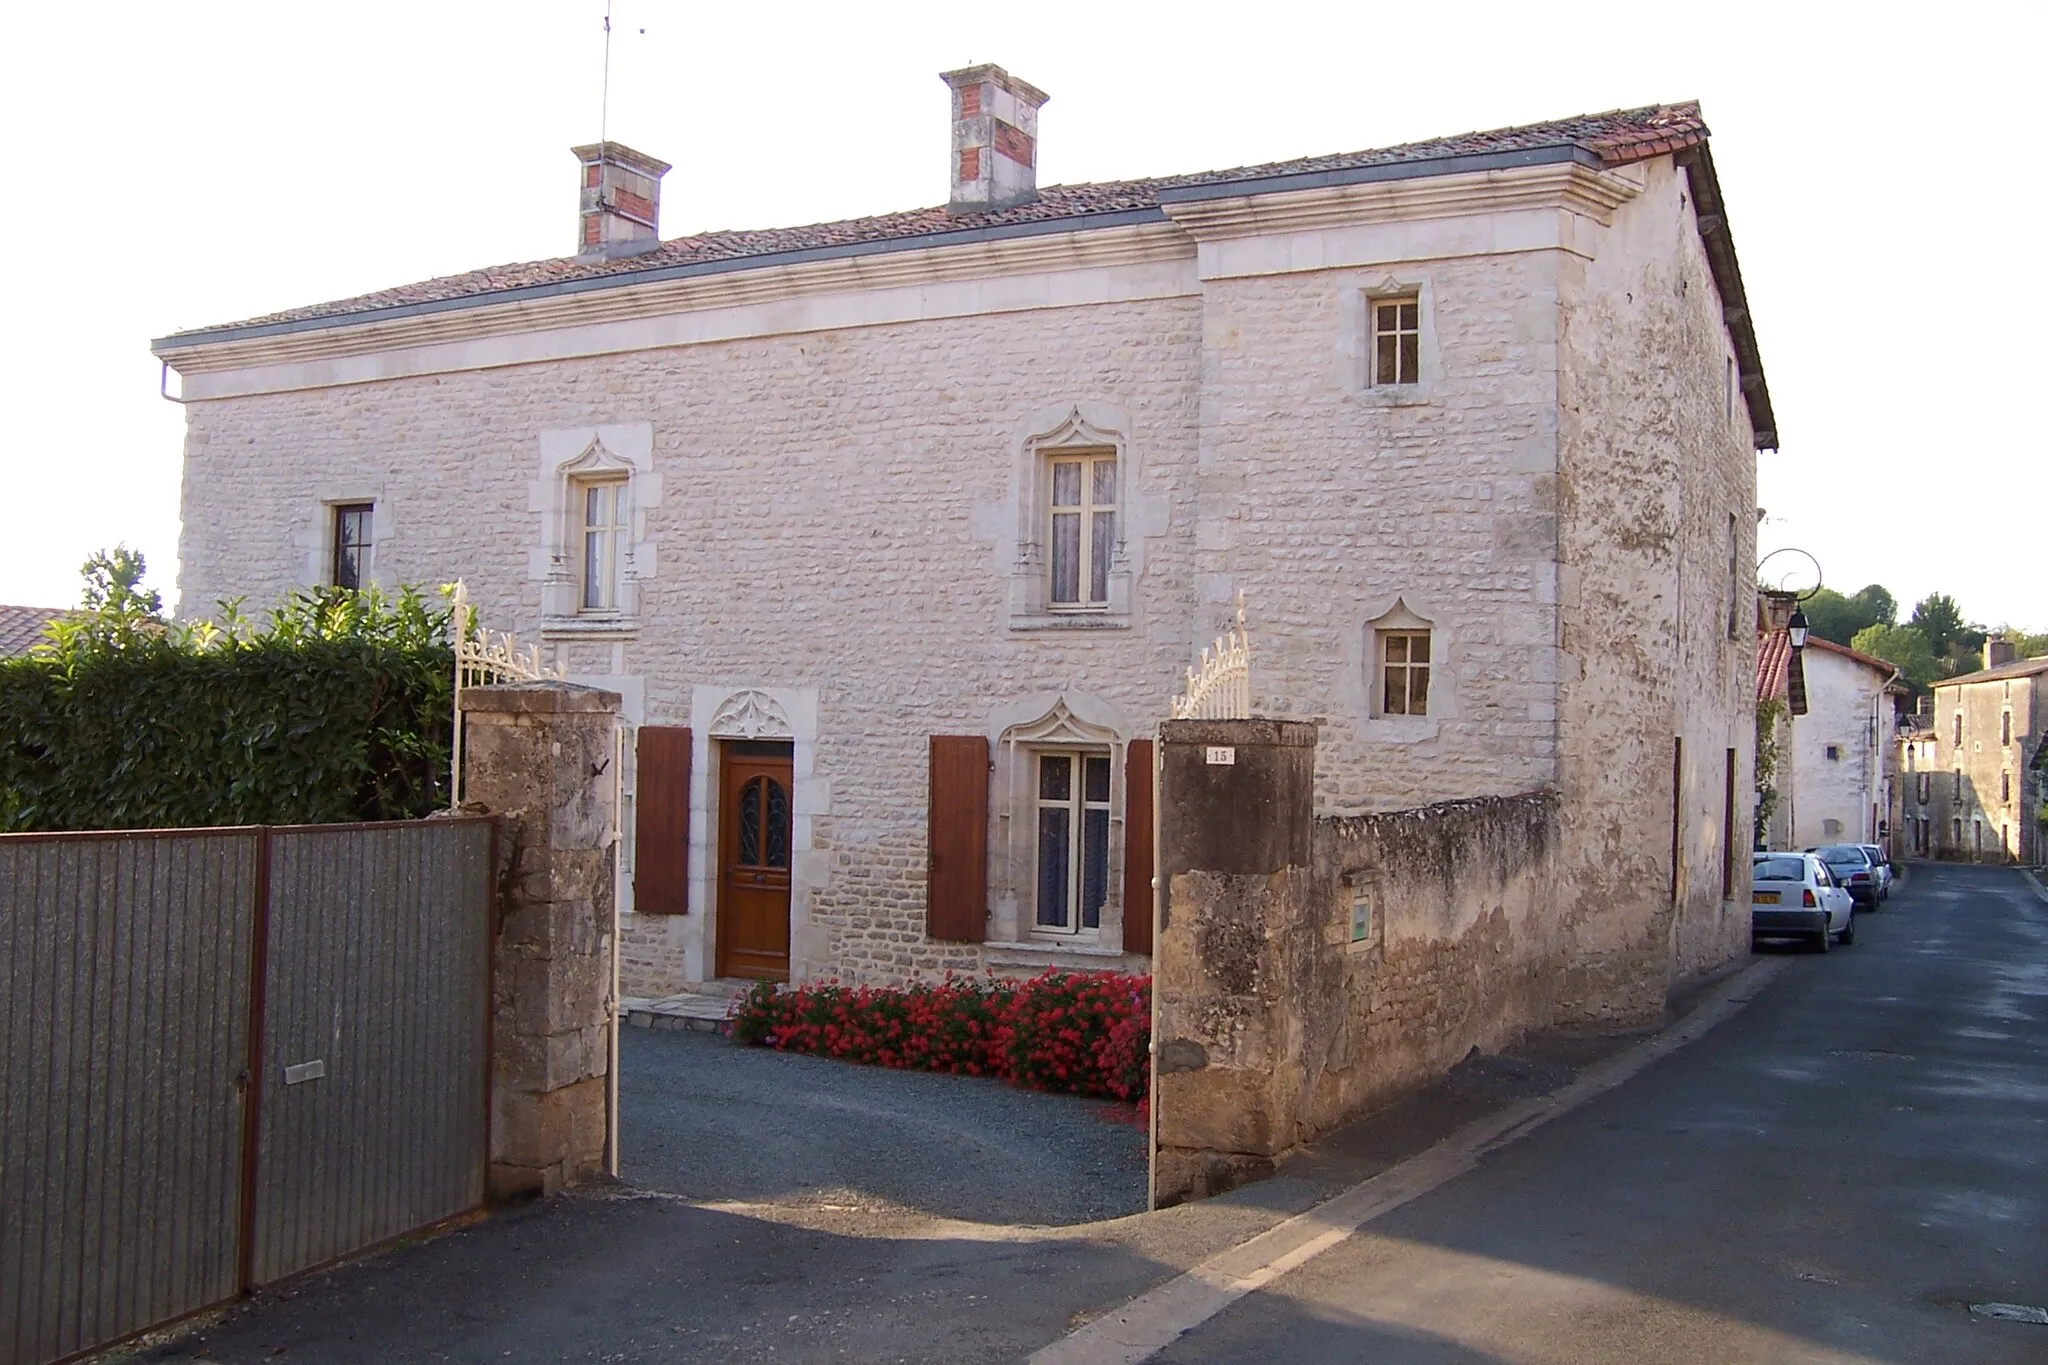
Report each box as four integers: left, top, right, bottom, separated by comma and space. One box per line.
1807, 844, 1883, 909
1752, 852, 1855, 951
1856, 844, 1893, 899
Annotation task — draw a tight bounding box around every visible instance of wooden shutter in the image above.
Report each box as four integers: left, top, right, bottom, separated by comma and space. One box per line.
1123, 738, 1156, 956
927, 735, 989, 943
634, 726, 692, 914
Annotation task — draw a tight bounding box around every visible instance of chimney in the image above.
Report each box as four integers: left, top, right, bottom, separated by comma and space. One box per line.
1760, 590, 1796, 634
1985, 635, 2018, 670
940, 64, 1049, 214
572, 142, 671, 261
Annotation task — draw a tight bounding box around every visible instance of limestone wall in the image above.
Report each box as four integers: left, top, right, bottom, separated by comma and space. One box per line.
1554, 154, 1757, 1014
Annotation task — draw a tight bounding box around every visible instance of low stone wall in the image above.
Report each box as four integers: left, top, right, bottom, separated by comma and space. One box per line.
1152, 718, 1567, 1204
1297, 792, 1562, 1135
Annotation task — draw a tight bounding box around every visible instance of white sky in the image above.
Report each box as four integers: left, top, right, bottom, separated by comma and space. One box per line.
1, 1, 2040, 628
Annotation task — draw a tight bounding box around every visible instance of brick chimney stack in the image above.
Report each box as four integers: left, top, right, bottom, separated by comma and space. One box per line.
940, 64, 1049, 215
572, 142, 671, 262
1985, 635, 2018, 670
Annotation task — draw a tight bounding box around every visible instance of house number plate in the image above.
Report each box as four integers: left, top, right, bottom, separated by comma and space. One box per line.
284, 1059, 327, 1085
1205, 746, 1237, 766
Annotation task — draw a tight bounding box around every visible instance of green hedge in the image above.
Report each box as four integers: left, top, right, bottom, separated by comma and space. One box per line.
0, 583, 454, 833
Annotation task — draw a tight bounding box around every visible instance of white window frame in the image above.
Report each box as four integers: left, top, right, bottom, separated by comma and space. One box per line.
576, 475, 629, 614
1369, 295, 1422, 387
1046, 452, 1117, 611
1378, 629, 1433, 717
1030, 747, 1113, 939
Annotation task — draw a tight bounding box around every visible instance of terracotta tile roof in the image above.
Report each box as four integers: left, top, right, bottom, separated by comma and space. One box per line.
1933, 655, 2048, 688
167, 103, 1707, 337
0, 604, 67, 658
1757, 629, 1792, 703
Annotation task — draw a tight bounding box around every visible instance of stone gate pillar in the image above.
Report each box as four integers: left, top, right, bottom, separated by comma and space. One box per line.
460, 681, 619, 1200
1153, 717, 1319, 1206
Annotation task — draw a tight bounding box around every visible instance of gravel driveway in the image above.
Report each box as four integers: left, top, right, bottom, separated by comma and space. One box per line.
619, 1027, 1149, 1225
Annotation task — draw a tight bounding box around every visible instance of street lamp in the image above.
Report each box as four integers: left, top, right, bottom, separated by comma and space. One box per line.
1787, 607, 1809, 651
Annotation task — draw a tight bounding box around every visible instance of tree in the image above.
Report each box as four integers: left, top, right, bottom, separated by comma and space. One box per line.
1851, 623, 1938, 689
1909, 593, 1966, 655
1851, 584, 1896, 629
1801, 586, 1892, 645
1996, 627, 2048, 660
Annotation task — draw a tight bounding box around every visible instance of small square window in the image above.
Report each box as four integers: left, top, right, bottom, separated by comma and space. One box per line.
1824, 744, 1841, 762
1047, 453, 1116, 610
1379, 630, 1432, 716
331, 503, 373, 590
1033, 750, 1111, 935
1371, 297, 1421, 386
576, 477, 628, 613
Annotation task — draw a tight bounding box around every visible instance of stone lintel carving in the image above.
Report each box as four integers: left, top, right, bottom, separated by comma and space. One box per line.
709, 688, 794, 739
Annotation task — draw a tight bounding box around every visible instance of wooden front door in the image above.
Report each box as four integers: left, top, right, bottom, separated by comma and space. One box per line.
716, 741, 794, 981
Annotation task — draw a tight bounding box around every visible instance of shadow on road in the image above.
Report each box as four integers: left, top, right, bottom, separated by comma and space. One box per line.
1149, 863, 2048, 1365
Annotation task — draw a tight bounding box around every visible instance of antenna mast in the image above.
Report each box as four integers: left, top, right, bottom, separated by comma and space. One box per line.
599, 0, 614, 149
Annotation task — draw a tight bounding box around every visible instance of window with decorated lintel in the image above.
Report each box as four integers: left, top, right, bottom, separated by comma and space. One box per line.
577, 476, 628, 613
331, 503, 373, 590
1371, 297, 1421, 386
1379, 630, 1432, 716
1048, 452, 1116, 609
1034, 750, 1111, 935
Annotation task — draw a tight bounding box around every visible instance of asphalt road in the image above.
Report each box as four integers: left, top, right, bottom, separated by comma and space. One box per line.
619, 1026, 1149, 1225
1151, 862, 2048, 1364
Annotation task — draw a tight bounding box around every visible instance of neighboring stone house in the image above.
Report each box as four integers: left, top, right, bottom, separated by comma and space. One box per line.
0, 605, 66, 658
1924, 638, 2047, 864
153, 70, 1773, 1020
1895, 715, 1940, 858
1755, 624, 1902, 851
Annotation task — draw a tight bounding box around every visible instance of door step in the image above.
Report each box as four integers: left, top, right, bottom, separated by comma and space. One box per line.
620, 979, 754, 1033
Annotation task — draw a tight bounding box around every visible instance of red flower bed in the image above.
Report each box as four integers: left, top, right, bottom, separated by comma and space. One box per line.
729, 970, 1150, 1102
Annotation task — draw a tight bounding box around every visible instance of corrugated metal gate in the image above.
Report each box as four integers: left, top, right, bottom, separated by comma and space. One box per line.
1, 819, 493, 1365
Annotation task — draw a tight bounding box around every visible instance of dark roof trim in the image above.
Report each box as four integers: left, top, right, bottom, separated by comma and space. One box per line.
153, 143, 1596, 352
153, 205, 1172, 350
1154, 143, 1597, 203
1674, 142, 1776, 451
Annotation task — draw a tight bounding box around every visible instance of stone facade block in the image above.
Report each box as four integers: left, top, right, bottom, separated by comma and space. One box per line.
463, 682, 620, 1201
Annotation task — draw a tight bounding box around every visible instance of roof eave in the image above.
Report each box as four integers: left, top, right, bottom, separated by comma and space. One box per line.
1673, 141, 1776, 451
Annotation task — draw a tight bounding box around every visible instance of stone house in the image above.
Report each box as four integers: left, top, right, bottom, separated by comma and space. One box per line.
1922, 638, 2046, 864
1756, 626, 1902, 851
153, 69, 1773, 1020
1895, 717, 1940, 858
